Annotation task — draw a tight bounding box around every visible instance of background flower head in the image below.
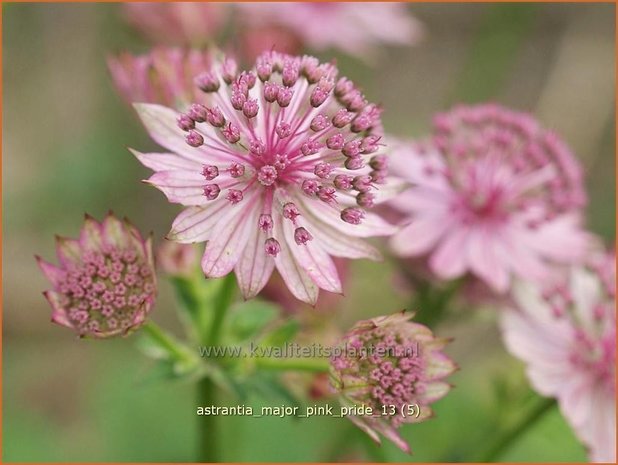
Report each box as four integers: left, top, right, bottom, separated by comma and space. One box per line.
330, 311, 456, 453
122, 2, 227, 47
389, 103, 590, 294
36, 213, 157, 338
108, 47, 213, 110
237, 2, 423, 60
500, 247, 616, 462
132, 52, 399, 305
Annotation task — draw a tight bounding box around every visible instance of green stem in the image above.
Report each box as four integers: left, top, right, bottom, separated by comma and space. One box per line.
253, 357, 330, 373
206, 274, 236, 346
196, 274, 236, 463
198, 377, 218, 463
476, 397, 556, 462
142, 321, 193, 362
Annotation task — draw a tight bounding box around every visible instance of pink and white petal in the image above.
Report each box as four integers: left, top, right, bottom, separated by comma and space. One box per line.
305, 217, 382, 260
390, 215, 451, 257
234, 205, 276, 299
387, 187, 451, 215
428, 227, 470, 279
44, 291, 73, 329
146, 170, 213, 205
167, 200, 229, 243
130, 148, 202, 172
133, 103, 222, 164
569, 267, 602, 333
102, 213, 130, 249
36, 257, 66, 287
420, 381, 452, 403
123, 220, 148, 260
498, 228, 549, 284
371, 177, 409, 205
466, 228, 510, 293
55, 236, 82, 267
300, 196, 396, 237
155, 187, 209, 206
558, 376, 597, 438
281, 215, 342, 294
79, 215, 104, 251
587, 386, 616, 462
272, 213, 319, 305
523, 213, 589, 263
424, 351, 457, 379
201, 197, 259, 278
373, 421, 411, 454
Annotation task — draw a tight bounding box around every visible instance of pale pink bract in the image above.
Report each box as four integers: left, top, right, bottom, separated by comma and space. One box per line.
132, 52, 398, 305
389, 103, 590, 293
36, 213, 157, 338
500, 248, 616, 462
330, 311, 456, 453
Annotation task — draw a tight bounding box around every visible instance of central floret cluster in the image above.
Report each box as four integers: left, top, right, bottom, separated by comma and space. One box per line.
133, 52, 396, 304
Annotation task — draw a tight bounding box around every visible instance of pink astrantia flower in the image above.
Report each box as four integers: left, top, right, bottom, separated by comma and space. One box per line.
500, 249, 616, 462
389, 103, 590, 293
330, 311, 456, 453
107, 47, 213, 110
238, 2, 423, 59
122, 2, 227, 47
36, 213, 157, 338
131, 52, 398, 305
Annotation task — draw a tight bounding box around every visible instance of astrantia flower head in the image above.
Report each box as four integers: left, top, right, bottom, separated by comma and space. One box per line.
389, 103, 590, 293
330, 311, 456, 453
108, 47, 213, 110
132, 52, 397, 305
237, 2, 423, 59
36, 213, 156, 338
501, 248, 616, 462
122, 2, 227, 47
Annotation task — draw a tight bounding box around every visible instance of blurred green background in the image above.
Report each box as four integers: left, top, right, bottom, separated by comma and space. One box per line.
2, 2, 615, 462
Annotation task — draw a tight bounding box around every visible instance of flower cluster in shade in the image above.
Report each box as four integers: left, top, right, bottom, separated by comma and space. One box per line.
120, 2, 422, 61
388, 103, 590, 293
500, 247, 616, 462
330, 311, 456, 453
107, 47, 213, 110
132, 52, 399, 305
36, 214, 156, 338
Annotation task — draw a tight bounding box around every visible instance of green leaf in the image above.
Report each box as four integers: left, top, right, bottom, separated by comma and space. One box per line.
260, 319, 300, 347
227, 300, 279, 342
249, 374, 302, 410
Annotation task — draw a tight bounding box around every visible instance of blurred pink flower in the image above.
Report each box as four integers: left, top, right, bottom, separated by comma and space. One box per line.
107, 47, 213, 110
330, 311, 456, 453
131, 52, 399, 305
389, 103, 590, 294
156, 241, 200, 277
500, 249, 616, 462
238, 2, 423, 59
36, 213, 157, 338
122, 2, 227, 47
